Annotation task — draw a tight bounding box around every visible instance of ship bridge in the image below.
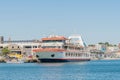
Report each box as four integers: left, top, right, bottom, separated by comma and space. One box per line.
68, 35, 86, 47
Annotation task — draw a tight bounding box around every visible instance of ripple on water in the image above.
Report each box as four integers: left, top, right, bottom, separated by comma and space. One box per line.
0, 60, 120, 80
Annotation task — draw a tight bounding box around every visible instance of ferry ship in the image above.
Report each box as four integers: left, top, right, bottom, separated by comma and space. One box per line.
33, 35, 90, 62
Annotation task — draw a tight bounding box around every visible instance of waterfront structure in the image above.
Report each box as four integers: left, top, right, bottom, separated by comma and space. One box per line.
0, 37, 41, 58
87, 44, 105, 59
33, 35, 90, 62
88, 43, 120, 60
1, 35, 120, 62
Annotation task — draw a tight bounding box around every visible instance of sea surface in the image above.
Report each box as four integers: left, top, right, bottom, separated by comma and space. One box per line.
0, 60, 120, 80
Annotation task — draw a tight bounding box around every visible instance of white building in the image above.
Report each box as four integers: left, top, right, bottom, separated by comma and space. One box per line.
0, 39, 41, 56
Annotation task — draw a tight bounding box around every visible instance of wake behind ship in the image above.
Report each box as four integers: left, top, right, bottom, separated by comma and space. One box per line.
33, 35, 90, 63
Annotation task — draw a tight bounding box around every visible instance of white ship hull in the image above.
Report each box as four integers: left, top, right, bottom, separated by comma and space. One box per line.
36, 51, 90, 63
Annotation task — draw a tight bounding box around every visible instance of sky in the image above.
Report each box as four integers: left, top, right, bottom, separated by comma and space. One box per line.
0, 0, 120, 44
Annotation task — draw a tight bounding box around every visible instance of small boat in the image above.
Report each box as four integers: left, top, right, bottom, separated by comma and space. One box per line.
6, 58, 24, 63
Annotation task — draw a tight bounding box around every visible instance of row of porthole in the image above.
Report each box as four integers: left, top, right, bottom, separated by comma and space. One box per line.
65, 53, 89, 57
65, 53, 83, 57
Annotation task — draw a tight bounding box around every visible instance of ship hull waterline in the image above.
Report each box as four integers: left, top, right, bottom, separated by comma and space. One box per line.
39, 58, 90, 63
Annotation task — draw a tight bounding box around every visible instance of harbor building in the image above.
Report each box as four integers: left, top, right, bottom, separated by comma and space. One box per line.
0, 36, 41, 58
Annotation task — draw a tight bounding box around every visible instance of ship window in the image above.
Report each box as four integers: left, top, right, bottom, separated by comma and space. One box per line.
67, 53, 69, 56
12, 46, 14, 48
36, 55, 39, 58
71, 53, 73, 57
0, 46, 3, 48
86, 54, 88, 57
65, 53, 67, 56
76, 53, 77, 56
67, 53, 68, 56
38, 45, 41, 48
78, 53, 82, 57
24, 46, 32, 48
72, 53, 75, 56
51, 54, 55, 57
67, 53, 69, 57
87, 54, 89, 57
42, 46, 58, 48
70, 53, 72, 56
73, 53, 75, 57
64, 46, 67, 49
33, 46, 37, 48
58, 46, 60, 48
69, 53, 71, 56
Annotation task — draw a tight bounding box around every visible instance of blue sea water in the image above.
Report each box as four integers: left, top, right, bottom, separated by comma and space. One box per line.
0, 60, 120, 80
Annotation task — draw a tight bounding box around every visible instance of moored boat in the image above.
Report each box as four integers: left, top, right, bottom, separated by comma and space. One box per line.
5, 57, 24, 63
33, 35, 90, 63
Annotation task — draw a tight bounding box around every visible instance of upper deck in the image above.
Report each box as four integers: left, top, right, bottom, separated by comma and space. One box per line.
42, 35, 67, 42
41, 35, 68, 48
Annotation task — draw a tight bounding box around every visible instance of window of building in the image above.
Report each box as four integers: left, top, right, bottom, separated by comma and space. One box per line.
12, 46, 14, 48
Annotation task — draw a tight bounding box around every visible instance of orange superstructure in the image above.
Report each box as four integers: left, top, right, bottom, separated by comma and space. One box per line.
42, 36, 67, 41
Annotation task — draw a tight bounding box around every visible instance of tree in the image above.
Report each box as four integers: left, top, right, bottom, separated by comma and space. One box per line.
1, 47, 10, 56
88, 44, 95, 47
98, 42, 104, 45
105, 42, 110, 46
